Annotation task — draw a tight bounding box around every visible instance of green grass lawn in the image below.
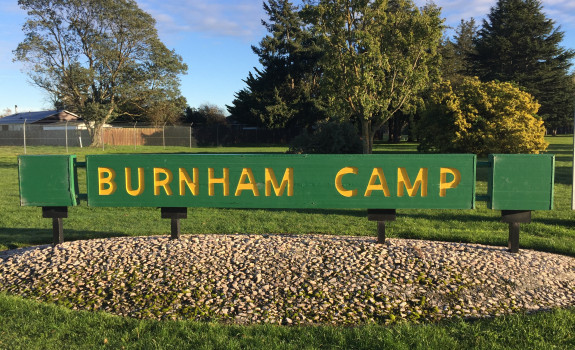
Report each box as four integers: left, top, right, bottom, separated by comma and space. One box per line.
1, 137, 574, 349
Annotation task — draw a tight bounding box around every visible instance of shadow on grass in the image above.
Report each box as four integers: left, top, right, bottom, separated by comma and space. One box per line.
0, 163, 17, 170
555, 166, 573, 185
406, 211, 575, 231
0, 228, 129, 250
546, 143, 573, 154
255, 208, 367, 217
403, 211, 497, 222
533, 217, 575, 229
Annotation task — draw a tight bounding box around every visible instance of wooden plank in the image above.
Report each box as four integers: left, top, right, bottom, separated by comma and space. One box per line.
85, 154, 477, 209
488, 154, 555, 210
18, 155, 78, 206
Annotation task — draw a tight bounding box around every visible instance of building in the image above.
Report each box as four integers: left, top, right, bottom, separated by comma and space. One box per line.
0, 110, 89, 147
0, 110, 83, 131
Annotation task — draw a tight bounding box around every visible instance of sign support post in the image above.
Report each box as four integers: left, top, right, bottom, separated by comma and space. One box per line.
367, 209, 397, 243
42, 207, 68, 246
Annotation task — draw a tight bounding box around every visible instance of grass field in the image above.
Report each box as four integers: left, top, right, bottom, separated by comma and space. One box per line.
0, 137, 574, 349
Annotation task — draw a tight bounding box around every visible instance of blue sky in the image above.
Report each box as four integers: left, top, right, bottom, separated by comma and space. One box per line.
1, 0, 575, 115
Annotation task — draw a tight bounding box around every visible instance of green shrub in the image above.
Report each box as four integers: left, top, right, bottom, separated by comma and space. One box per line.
288, 121, 362, 154
417, 77, 548, 155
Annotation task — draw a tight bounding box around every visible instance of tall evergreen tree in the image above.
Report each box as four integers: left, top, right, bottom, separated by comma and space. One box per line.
471, 0, 575, 134
227, 0, 326, 130
440, 18, 478, 85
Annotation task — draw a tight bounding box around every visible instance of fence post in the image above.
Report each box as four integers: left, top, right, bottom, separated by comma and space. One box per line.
23, 119, 27, 154
134, 122, 137, 150
190, 123, 193, 149
65, 120, 69, 153
163, 122, 166, 149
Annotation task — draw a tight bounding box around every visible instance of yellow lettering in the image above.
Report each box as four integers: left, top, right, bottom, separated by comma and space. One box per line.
125, 167, 144, 196
364, 168, 390, 197
439, 167, 461, 197
98, 167, 117, 195
235, 168, 260, 196
397, 168, 428, 197
208, 168, 229, 196
179, 168, 199, 196
335, 167, 358, 197
265, 168, 293, 196
153, 168, 173, 196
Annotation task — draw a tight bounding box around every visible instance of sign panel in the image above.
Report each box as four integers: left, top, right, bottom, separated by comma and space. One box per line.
85, 154, 476, 209
18, 155, 78, 207
488, 154, 554, 210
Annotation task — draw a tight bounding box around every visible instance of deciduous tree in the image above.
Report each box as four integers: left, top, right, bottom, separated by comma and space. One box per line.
14, 0, 188, 146
306, 0, 443, 153
185, 104, 228, 126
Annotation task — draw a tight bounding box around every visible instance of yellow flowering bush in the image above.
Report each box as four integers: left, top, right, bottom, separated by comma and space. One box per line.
417, 77, 548, 155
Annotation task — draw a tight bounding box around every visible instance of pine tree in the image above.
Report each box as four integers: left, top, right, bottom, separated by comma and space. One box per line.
227, 0, 326, 130
440, 19, 478, 85
471, 0, 575, 134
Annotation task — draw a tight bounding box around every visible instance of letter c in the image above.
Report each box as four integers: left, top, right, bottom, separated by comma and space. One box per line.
335, 167, 358, 197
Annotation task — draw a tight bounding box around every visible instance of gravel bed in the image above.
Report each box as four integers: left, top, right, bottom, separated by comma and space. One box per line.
1, 234, 574, 325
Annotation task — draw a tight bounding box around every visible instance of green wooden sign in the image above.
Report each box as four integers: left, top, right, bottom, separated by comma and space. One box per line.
84, 154, 477, 209
18, 155, 78, 207
488, 154, 555, 210
17, 153, 557, 251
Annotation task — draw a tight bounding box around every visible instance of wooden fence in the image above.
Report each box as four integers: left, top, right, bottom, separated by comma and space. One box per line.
102, 127, 191, 147
0, 124, 297, 148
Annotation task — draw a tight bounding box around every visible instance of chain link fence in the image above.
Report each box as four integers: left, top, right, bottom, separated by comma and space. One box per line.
0, 122, 298, 152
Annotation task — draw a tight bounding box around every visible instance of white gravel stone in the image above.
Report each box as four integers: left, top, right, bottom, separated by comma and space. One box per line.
1, 234, 574, 325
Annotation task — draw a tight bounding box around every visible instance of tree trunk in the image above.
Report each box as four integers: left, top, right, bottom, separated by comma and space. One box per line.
90, 122, 104, 147
388, 116, 405, 143
407, 114, 415, 142
361, 119, 372, 154
89, 107, 115, 147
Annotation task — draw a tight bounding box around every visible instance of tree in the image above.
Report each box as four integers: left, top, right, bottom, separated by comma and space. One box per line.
306, 0, 443, 153
198, 104, 228, 126
146, 97, 187, 127
227, 0, 326, 130
184, 104, 228, 126
440, 18, 478, 85
0, 108, 12, 117
471, 0, 575, 134
14, 0, 188, 146
417, 77, 548, 155
288, 120, 362, 154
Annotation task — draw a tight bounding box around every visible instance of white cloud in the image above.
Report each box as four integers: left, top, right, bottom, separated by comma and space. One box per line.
414, 0, 575, 43
541, 1, 575, 32
136, 0, 266, 41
